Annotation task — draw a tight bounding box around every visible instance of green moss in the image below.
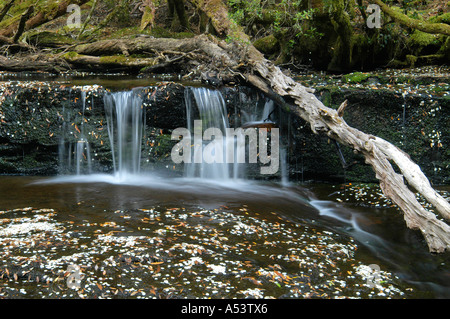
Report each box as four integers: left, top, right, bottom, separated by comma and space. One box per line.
342, 72, 371, 84
22, 30, 75, 47
253, 35, 279, 55
429, 12, 450, 25
62, 51, 80, 59
99, 55, 130, 64
409, 30, 440, 47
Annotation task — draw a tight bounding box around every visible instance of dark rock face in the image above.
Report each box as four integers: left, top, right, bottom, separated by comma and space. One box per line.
0, 82, 189, 175
286, 87, 449, 185
0, 80, 448, 184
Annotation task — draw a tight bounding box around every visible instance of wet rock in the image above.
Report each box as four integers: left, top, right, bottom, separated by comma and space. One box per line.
0, 75, 448, 184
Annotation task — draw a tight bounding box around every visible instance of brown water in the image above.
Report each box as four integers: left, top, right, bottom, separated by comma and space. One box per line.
0, 175, 448, 299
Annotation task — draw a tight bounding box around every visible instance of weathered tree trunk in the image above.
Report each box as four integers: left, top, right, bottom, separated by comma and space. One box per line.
12, 5, 34, 43
246, 52, 450, 252
167, 0, 189, 30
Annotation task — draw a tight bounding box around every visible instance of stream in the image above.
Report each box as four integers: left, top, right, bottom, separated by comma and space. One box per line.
0, 70, 449, 299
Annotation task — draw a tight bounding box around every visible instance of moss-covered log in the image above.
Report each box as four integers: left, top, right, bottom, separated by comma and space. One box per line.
370, 0, 450, 36
62, 51, 160, 71
0, 0, 90, 38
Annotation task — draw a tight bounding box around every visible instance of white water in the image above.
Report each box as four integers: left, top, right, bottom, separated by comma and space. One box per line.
241, 98, 275, 127
184, 87, 244, 180
103, 88, 145, 180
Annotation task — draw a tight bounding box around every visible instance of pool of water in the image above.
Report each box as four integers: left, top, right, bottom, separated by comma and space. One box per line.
0, 175, 448, 298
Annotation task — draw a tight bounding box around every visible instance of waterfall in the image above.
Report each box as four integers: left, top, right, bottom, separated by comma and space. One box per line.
183, 87, 284, 182
57, 86, 287, 184
103, 88, 145, 179
184, 87, 239, 180
58, 89, 93, 175
241, 98, 275, 125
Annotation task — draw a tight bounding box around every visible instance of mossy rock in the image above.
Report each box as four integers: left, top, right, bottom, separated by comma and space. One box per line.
342, 72, 372, 84
253, 35, 279, 55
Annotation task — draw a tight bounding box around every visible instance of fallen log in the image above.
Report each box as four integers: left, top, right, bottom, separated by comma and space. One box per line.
62, 51, 160, 71
0, 55, 68, 73
240, 41, 450, 253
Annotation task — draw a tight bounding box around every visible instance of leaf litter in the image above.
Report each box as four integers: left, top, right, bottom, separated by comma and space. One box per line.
0, 205, 417, 299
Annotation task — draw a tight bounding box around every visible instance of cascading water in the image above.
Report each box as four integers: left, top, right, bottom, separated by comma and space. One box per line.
103, 88, 145, 180
184, 87, 249, 181
58, 89, 93, 175
241, 98, 275, 126
58, 86, 286, 184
